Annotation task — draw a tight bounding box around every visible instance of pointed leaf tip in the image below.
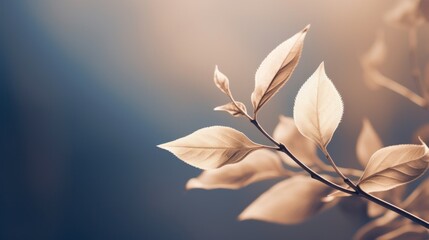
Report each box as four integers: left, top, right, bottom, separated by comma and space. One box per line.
158, 126, 264, 170
251, 26, 308, 114
214, 66, 231, 95
157, 143, 166, 149
303, 24, 311, 32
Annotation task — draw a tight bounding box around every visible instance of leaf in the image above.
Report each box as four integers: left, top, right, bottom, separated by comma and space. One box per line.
238, 175, 335, 225
214, 102, 247, 117
293, 62, 344, 149
186, 149, 288, 190
357, 141, 429, 193
356, 118, 383, 168
356, 180, 429, 238
367, 185, 405, 218
214, 66, 231, 95
251, 25, 309, 114
213, 67, 248, 117
421, 0, 429, 21
376, 224, 429, 240
384, 0, 424, 27
401, 178, 429, 219
158, 126, 264, 170
272, 115, 321, 167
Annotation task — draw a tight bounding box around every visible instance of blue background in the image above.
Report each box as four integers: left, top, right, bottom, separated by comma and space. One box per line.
1, 1, 428, 239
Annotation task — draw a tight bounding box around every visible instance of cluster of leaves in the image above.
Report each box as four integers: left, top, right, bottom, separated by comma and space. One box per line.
354, 0, 429, 238
159, 0, 429, 239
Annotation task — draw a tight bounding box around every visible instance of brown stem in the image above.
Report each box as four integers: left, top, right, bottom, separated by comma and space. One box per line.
249, 118, 429, 229
356, 186, 429, 229
372, 70, 427, 108
250, 118, 355, 194
226, 93, 253, 120
320, 148, 360, 191
322, 149, 346, 179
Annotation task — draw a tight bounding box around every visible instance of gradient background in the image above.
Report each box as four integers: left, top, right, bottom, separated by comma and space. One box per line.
1, 0, 428, 239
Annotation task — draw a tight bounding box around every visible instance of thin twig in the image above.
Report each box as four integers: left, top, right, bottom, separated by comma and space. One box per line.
250, 118, 354, 194
250, 118, 279, 146
321, 148, 359, 192
357, 186, 429, 229
371, 68, 427, 108
322, 149, 347, 179
226, 94, 253, 121
249, 118, 429, 229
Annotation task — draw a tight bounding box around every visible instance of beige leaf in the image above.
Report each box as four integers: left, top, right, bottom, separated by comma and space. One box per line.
214, 102, 247, 117
367, 185, 406, 218
384, 0, 425, 27
401, 178, 429, 219
353, 212, 406, 240
251, 25, 309, 114
238, 175, 335, 225
186, 149, 288, 190
158, 126, 264, 170
376, 224, 429, 240
421, 0, 429, 21
358, 141, 429, 193
214, 65, 231, 95
273, 115, 321, 167
293, 62, 344, 149
356, 118, 383, 168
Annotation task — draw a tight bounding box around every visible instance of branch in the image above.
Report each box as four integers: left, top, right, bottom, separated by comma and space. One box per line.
248, 118, 429, 229
250, 118, 355, 194
357, 186, 429, 229
321, 148, 359, 192
369, 68, 427, 108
